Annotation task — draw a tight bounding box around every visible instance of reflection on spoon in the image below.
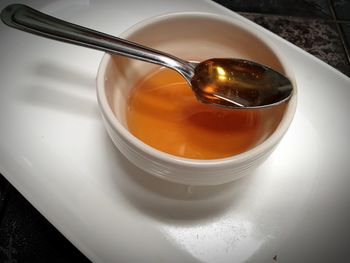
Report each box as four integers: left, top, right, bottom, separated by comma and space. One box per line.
192, 58, 293, 108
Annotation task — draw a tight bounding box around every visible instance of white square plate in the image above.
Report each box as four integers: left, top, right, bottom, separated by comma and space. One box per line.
0, 0, 349, 262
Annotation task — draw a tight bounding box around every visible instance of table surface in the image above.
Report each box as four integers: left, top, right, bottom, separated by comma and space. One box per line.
1, 0, 350, 262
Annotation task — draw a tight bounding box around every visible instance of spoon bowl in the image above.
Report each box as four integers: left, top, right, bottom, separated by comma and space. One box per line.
192, 58, 292, 108
1, 4, 293, 109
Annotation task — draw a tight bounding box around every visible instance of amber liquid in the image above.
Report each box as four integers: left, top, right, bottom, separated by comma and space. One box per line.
126, 68, 281, 159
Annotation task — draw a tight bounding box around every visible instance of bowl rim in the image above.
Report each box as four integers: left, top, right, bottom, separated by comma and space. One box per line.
96, 11, 297, 167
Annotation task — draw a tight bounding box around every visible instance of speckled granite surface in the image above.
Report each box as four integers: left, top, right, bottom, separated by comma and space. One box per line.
0, 186, 90, 263
1, 1, 350, 262
214, 0, 350, 76
241, 14, 350, 76
214, 0, 332, 18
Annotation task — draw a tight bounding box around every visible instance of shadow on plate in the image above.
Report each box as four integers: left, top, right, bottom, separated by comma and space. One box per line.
19, 61, 99, 119
103, 133, 257, 223
33, 61, 95, 88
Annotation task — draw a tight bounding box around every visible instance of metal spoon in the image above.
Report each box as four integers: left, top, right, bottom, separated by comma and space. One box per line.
1, 4, 293, 109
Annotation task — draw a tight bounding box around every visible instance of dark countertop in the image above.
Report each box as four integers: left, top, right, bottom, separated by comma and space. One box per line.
1, 0, 350, 262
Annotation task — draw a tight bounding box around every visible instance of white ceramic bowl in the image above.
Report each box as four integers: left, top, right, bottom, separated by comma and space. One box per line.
96, 12, 297, 186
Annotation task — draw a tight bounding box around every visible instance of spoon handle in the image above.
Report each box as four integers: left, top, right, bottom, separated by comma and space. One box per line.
1, 4, 191, 75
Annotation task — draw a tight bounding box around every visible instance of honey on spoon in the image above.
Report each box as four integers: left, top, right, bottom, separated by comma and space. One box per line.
1, 4, 293, 109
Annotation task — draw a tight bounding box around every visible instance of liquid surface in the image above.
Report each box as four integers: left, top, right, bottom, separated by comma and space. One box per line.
126, 68, 280, 159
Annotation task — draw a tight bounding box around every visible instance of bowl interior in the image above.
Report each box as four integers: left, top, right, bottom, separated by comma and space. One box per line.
101, 13, 292, 159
